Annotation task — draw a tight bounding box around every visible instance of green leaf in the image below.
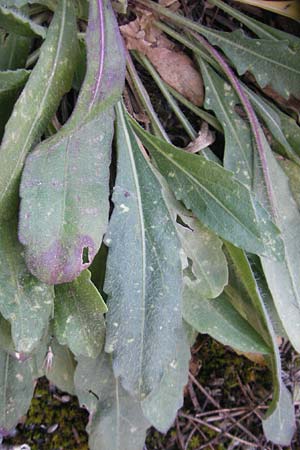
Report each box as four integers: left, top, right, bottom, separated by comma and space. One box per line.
183, 277, 270, 354
130, 119, 283, 261
201, 61, 253, 188
0, 0, 28, 6
198, 27, 300, 99
75, 353, 150, 450
278, 158, 300, 208
224, 244, 295, 446
141, 327, 190, 432
0, 68, 30, 137
0, 220, 54, 353
19, 0, 126, 284
178, 216, 228, 298
104, 103, 183, 399
257, 133, 300, 353
0, 30, 31, 71
242, 83, 300, 165
0, 315, 15, 354
54, 270, 107, 359
45, 338, 76, 395
0, 0, 77, 220
0, 350, 35, 432
0, 6, 46, 38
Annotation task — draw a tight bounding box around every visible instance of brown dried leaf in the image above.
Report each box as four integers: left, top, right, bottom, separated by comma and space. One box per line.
185, 122, 215, 153
120, 12, 204, 106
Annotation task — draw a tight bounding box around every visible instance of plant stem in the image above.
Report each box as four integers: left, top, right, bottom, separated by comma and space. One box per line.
133, 51, 197, 140
126, 50, 169, 141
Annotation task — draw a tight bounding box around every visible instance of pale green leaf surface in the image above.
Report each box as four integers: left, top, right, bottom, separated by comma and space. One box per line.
0, 0, 28, 6
19, 0, 126, 284
200, 28, 300, 99
0, 0, 77, 219
104, 104, 183, 399
201, 61, 253, 188
75, 353, 150, 450
46, 339, 76, 395
182, 277, 270, 354
0, 220, 54, 353
130, 119, 283, 260
0, 350, 35, 431
141, 327, 190, 432
54, 270, 107, 359
0, 6, 46, 38
258, 134, 300, 353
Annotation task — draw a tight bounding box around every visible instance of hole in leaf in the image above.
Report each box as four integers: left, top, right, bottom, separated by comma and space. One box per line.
82, 247, 90, 264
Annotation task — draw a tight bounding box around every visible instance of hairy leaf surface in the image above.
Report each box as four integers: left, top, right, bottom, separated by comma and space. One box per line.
54, 270, 107, 358
0, 350, 35, 432
0, 0, 77, 219
19, 0, 126, 284
0, 220, 54, 353
130, 119, 283, 260
141, 327, 190, 432
75, 353, 150, 450
104, 103, 183, 399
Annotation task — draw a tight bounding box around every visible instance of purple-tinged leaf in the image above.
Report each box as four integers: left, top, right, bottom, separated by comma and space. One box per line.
19, 0, 126, 284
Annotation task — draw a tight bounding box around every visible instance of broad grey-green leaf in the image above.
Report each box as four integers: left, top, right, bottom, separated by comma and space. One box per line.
19, 0, 126, 284
183, 277, 270, 354
0, 0, 28, 6
257, 133, 300, 353
0, 6, 46, 38
75, 353, 150, 450
54, 270, 107, 358
0, 350, 34, 432
0, 68, 30, 137
201, 61, 253, 188
224, 243, 295, 446
130, 119, 283, 260
0, 30, 31, 71
104, 103, 183, 399
0, 220, 54, 354
199, 28, 300, 99
0, 0, 77, 219
45, 339, 76, 395
141, 327, 190, 432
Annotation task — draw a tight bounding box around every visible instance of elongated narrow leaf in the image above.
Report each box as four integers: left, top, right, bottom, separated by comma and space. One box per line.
0, 68, 30, 137
199, 28, 300, 99
75, 353, 150, 450
224, 244, 295, 445
183, 277, 270, 354
141, 327, 190, 432
279, 158, 300, 208
104, 103, 183, 399
0, 6, 46, 38
0, 350, 35, 432
257, 134, 300, 353
0, 0, 77, 219
19, 0, 126, 284
242, 83, 300, 165
130, 119, 283, 260
201, 61, 253, 188
54, 270, 107, 358
0, 220, 54, 353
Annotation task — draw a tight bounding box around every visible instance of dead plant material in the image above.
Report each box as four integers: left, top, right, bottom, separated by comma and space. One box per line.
120, 10, 204, 106
184, 122, 215, 153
